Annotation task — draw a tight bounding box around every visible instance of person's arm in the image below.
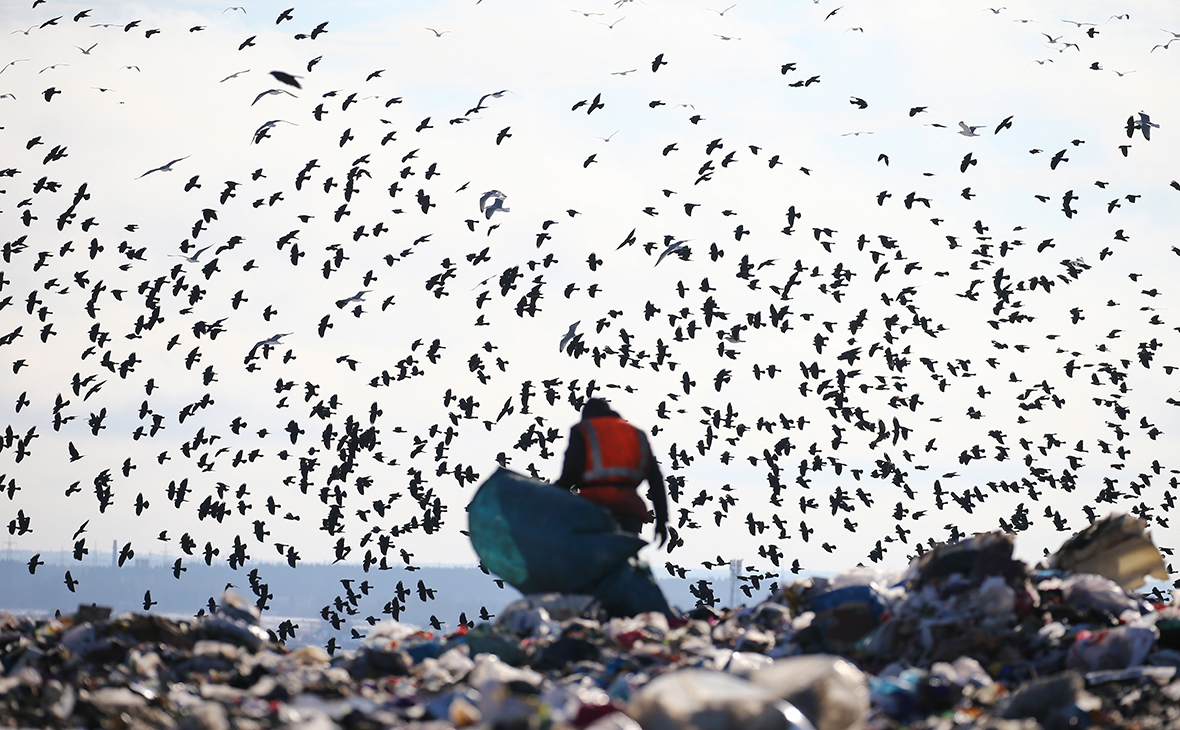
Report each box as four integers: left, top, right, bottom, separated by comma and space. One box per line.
555, 426, 585, 489
642, 434, 668, 546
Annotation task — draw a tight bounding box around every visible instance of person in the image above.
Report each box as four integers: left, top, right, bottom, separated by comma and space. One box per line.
556, 398, 668, 546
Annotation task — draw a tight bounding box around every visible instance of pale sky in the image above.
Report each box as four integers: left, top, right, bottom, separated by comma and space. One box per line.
2, 0, 1179, 609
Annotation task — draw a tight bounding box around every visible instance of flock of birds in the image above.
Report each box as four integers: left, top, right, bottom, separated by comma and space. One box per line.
2, 0, 1180, 640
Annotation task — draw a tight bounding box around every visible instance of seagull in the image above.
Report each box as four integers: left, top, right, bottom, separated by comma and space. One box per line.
656, 239, 690, 266
246, 333, 292, 362
220, 69, 249, 82
169, 244, 213, 263
138, 156, 190, 178
482, 89, 516, 101
958, 121, 983, 137
1135, 111, 1159, 141
425, 28, 450, 37
252, 119, 297, 143
0, 59, 30, 74
559, 322, 580, 352
75, 43, 98, 54
251, 88, 297, 106
479, 190, 509, 218
335, 290, 370, 308
707, 4, 737, 16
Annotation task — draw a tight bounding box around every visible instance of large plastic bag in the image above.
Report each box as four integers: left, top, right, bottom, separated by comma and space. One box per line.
1046, 513, 1169, 590
468, 468, 670, 617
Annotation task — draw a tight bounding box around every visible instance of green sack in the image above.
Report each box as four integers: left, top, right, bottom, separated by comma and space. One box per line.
468, 467, 648, 596
592, 558, 675, 617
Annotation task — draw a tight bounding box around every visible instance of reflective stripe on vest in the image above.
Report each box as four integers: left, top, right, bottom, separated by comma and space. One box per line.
579, 416, 649, 485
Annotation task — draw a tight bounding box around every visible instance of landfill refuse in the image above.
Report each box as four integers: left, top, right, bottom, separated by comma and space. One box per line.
2, 514, 1180, 730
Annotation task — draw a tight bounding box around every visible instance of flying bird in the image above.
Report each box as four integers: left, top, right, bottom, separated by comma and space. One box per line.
137, 156, 190, 178
656, 239, 690, 266
958, 121, 982, 136
479, 190, 509, 218
270, 70, 302, 88
252, 88, 297, 105
559, 322, 580, 352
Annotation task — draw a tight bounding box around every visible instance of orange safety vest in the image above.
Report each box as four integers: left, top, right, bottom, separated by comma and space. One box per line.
576, 417, 651, 519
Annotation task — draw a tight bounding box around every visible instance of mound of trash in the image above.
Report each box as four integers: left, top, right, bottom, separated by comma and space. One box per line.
2, 515, 1179, 730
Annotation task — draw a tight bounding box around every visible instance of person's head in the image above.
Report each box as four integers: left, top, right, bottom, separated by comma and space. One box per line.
581, 398, 618, 420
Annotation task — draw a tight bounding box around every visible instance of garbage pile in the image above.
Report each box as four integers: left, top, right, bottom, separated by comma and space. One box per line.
2, 515, 1179, 730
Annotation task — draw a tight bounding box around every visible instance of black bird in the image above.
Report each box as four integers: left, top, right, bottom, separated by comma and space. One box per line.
270, 70, 302, 88
118, 542, 134, 567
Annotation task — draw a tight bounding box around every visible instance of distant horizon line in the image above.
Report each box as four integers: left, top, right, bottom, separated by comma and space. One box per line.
0, 556, 811, 577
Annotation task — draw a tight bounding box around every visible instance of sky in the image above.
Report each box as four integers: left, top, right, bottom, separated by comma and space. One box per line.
2, 0, 1180, 617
